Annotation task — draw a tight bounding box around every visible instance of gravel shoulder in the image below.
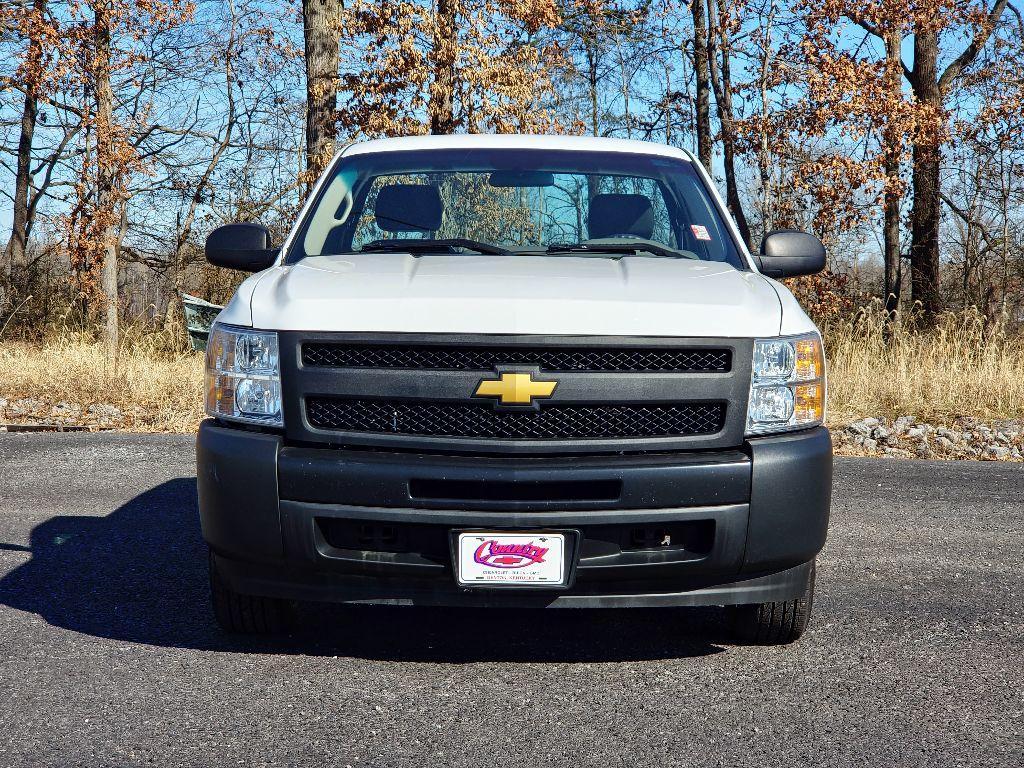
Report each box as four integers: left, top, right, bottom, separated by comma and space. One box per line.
0, 433, 1022, 767
835, 415, 1024, 461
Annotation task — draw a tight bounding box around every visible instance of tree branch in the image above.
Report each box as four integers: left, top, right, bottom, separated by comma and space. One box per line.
938, 0, 1010, 94
940, 191, 998, 252
1005, 1, 1024, 35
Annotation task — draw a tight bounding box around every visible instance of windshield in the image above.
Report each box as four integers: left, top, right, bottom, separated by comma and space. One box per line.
288, 148, 745, 269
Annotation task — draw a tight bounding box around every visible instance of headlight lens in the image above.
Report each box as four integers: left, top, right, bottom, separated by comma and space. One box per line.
205, 324, 283, 427
746, 333, 825, 435
753, 341, 795, 379
748, 384, 794, 423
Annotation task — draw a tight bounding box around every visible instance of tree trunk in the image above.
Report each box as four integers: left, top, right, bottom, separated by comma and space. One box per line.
882, 148, 902, 314
893, 0, 1009, 321
6, 85, 37, 278
429, 0, 457, 134
303, 0, 342, 182
705, 0, 752, 248
585, 40, 600, 201
4, 0, 46, 284
882, 30, 902, 315
755, 3, 776, 235
93, 1, 119, 369
909, 146, 943, 318
690, 0, 711, 170
585, 38, 599, 137
907, 30, 943, 320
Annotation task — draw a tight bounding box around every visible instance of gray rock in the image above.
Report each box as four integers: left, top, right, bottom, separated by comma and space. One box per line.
848, 420, 873, 436
893, 416, 916, 434
86, 403, 123, 420
50, 402, 82, 419
10, 398, 45, 416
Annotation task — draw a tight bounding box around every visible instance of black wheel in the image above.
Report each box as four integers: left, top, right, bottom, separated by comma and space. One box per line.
209, 549, 287, 634
728, 561, 816, 645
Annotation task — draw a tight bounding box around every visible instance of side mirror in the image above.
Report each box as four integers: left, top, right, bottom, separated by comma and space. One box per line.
205, 223, 279, 272
759, 229, 826, 279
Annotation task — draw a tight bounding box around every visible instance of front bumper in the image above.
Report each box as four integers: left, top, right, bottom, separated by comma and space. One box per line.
197, 420, 832, 607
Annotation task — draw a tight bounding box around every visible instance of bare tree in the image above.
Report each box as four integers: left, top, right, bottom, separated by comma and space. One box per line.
303, 0, 342, 181
430, 0, 458, 134
690, 0, 712, 169
87, 0, 122, 363
902, 0, 1009, 319
705, 0, 752, 248
880, 26, 903, 314
4, 0, 47, 280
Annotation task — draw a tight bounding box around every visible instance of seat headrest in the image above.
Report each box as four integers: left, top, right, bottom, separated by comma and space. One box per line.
587, 194, 655, 240
374, 184, 443, 232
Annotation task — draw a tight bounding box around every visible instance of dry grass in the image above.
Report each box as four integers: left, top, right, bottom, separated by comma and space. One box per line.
0, 336, 204, 432
2, 305, 1023, 433
824, 303, 1024, 425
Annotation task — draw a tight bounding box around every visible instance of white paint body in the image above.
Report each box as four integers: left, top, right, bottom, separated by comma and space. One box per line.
218, 135, 818, 340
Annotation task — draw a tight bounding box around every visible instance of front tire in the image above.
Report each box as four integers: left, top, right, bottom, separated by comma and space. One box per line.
209, 550, 287, 634
728, 561, 816, 645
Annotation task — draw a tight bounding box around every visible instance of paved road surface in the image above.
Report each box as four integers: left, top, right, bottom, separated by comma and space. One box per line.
0, 433, 1021, 767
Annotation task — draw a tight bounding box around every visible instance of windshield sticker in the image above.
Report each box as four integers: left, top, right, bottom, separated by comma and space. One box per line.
691, 224, 712, 241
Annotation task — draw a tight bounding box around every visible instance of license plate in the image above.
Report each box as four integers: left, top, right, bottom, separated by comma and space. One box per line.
456, 532, 566, 586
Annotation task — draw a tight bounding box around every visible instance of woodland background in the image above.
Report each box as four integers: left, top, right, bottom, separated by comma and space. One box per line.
1, 0, 1024, 438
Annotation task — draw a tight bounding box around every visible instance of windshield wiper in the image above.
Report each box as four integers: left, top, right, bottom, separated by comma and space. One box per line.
359, 238, 513, 256
544, 242, 695, 260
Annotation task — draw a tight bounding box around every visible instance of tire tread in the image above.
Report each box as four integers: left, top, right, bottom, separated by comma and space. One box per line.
729, 562, 816, 645
209, 550, 286, 634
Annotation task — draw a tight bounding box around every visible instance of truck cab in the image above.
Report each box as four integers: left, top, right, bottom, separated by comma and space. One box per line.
198, 134, 832, 645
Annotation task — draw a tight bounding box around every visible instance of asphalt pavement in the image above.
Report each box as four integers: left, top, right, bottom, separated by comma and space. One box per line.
0, 432, 1021, 767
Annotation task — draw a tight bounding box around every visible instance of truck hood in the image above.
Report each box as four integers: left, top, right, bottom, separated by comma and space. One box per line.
239, 253, 784, 338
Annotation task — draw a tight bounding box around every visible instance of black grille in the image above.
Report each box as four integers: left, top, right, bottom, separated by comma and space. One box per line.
302, 343, 730, 373
306, 398, 726, 440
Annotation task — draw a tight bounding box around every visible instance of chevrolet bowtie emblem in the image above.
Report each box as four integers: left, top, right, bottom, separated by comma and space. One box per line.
474, 372, 558, 406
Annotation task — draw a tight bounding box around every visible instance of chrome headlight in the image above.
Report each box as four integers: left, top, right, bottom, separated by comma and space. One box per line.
746, 333, 825, 435
205, 324, 283, 427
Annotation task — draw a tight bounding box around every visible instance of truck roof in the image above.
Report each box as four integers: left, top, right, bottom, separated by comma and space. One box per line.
342, 134, 693, 161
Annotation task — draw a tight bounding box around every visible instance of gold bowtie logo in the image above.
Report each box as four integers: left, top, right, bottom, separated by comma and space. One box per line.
474, 372, 557, 406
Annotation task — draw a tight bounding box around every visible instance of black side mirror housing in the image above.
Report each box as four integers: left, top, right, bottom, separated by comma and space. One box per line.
758, 229, 826, 279
205, 223, 279, 272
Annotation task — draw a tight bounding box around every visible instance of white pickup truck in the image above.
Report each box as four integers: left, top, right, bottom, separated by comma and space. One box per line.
198, 134, 832, 645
